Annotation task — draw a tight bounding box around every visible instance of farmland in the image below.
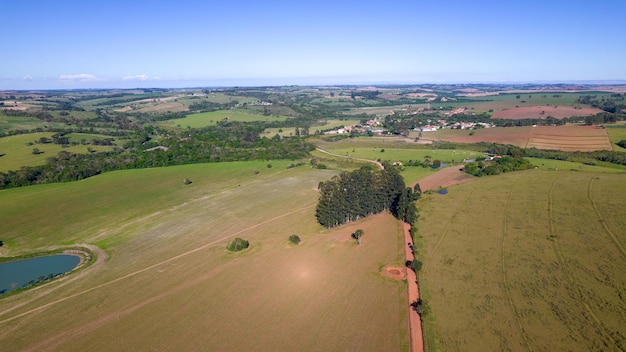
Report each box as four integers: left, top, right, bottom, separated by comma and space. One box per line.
0, 133, 115, 172
416, 170, 626, 351
1, 84, 626, 351
526, 125, 612, 151
159, 109, 287, 129
0, 162, 409, 351
423, 125, 613, 152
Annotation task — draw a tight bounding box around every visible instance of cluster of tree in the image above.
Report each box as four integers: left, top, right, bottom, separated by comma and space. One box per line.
577, 94, 626, 113
226, 238, 249, 252
187, 100, 238, 112
463, 156, 535, 176
0, 122, 315, 189
315, 163, 420, 228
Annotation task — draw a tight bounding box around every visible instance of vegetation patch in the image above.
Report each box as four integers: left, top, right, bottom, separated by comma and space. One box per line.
226, 238, 249, 252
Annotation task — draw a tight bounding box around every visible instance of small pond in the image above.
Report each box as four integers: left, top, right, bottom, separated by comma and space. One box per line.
0, 254, 80, 294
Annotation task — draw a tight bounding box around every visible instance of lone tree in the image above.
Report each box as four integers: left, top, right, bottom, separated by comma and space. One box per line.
226, 238, 249, 252
352, 229, 364, 244
288, 234, 301, 245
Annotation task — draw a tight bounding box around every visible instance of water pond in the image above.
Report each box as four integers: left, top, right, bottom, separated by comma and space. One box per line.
0, 254, 80, 294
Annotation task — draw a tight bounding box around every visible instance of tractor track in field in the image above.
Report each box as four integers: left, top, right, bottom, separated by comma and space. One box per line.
587, 175, 626, 262
500, 190, 533, 351
422, 188, 474, 274
548, 177, 623, 351
0, 204, 316, 325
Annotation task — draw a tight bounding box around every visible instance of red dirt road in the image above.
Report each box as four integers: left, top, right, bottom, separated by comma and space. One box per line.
403, 222, 424, 352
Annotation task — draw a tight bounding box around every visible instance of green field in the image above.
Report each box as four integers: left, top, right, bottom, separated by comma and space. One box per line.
430, 92, 609, 113
416, 170, 626, 351
0, 133, 114, 172
322, 146, 483, 164
263, 119, 361, 137
160, 109, 287, 129
0, 113, 45, 133
606, 123, 626, 151
528, 157, 626, 173
0, 161, 409, 351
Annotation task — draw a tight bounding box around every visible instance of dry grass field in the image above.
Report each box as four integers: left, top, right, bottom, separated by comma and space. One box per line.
416, 170, 626, 352
0, 162, 409, 351
424, 125, 613, 152
527, 125, 612, 151
422, 127, 534, 147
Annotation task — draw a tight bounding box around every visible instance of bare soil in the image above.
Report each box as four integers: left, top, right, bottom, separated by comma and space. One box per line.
413, 166, 472, 191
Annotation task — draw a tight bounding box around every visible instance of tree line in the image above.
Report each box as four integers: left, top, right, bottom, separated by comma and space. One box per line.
0, 122, 314, 189
315, 163, 420, 228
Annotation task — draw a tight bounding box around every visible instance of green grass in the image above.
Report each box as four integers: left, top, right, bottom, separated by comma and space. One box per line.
0, 113, 44, 133
263, 119, 360, 137
527, 157, 626, 173
0, 133, 114, 172
64, 133, 116, 144
49, 111, 97, 120
416, 170, 626, 351
605, 122, 626, 151
431, 92, 610, 112
322, 146, 483, 164
159, 109, 287, 129
0, 161, 410, 351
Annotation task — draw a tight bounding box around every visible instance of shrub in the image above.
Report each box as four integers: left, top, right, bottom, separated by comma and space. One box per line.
227, 238, 249, 252
288, 234, 301, 245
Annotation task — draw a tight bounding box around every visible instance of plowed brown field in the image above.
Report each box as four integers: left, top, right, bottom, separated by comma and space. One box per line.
527, 125, 612, 151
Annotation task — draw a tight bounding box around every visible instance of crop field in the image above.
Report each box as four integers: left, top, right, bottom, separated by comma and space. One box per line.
526, 125, 612, 151
159, 109, 287, 129
423, 125, 612, 152
0, 161, 409, 351
0, 133, 114, 172
416, 170, 626, 352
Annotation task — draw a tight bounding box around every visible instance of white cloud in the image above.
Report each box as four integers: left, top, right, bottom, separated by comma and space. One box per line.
123, 74, 155, 81
23, 74, 33, 80
59, 74, 98, 81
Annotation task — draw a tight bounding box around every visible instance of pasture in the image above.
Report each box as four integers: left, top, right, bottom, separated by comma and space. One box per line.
263, 119, 361, 137
0, 113, 43, 133
159, 109, 287, 129
0, 161, 409, 351
606, 123, 626, 151
0, 133, 114, 172
416, 170, 626, 351
320, 146, 483, 165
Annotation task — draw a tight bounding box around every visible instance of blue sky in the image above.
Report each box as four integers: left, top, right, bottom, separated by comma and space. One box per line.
2, 0, 625, 89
